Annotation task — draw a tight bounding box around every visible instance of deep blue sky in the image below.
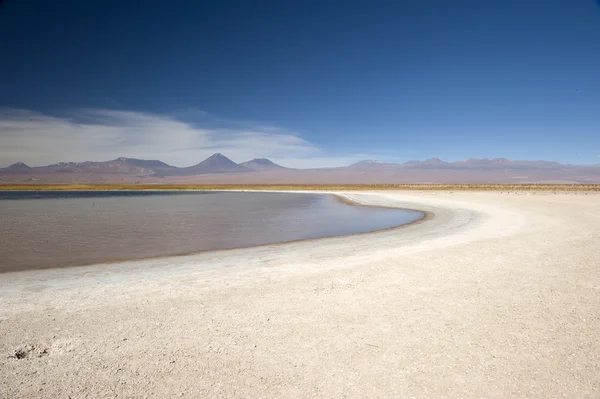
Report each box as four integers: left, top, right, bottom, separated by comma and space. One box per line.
1, 0, 599, 165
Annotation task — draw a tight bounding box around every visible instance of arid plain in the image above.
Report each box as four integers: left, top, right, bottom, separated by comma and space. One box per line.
1, 189, 599, 398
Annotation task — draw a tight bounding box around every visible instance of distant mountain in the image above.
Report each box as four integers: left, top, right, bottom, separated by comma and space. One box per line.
0, 154, 252, 176
50, 158, 172, 175
347, 158, 598, 176
0, 157, 176, 175
112, 157, 174, 171
348, 160, 399, 171
2, 154, 599, 184
418, 158, 449, 168
5, 162, 32, 172
347, 157, 569, 171
0, 154, 256, 176
174, 153, 252, 175
94, 157, 176, 174
349, 158, 445, 169
240, 158, 288, 171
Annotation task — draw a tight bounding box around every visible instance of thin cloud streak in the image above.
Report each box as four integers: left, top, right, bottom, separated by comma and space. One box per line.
0, 108, 375, 168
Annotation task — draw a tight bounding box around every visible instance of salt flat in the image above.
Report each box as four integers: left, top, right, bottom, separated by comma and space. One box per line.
1, 191, 599, 398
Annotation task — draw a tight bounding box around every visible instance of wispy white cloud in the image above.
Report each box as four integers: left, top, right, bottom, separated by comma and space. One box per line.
0, 108, 378, 168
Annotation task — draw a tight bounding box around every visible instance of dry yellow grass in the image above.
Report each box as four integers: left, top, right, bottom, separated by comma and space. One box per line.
0, 183, 599, 191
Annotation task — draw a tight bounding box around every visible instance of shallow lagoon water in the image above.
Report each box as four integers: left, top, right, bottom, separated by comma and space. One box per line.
0, 191, 423, 272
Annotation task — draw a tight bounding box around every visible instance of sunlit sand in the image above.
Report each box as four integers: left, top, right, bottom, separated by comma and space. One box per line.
1, 190, 599, 398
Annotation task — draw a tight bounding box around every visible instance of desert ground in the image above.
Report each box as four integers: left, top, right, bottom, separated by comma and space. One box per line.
1, 190, 599, 398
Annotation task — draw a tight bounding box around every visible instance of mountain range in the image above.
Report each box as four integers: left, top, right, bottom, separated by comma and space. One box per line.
1, 153, 599, 184
0, 153, 279, 176
348, 157, 567, 170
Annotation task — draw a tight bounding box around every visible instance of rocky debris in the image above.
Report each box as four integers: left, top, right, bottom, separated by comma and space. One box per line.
8, 344, 49, 360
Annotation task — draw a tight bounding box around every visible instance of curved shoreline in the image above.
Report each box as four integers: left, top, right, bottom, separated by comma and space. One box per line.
2, 191, 600, 397
0, 191, 430, 274
332, 192, 434, 225
0, 191, 459, 287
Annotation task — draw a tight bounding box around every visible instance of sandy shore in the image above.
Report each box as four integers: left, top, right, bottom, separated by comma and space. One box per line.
1, 191, 599, 398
